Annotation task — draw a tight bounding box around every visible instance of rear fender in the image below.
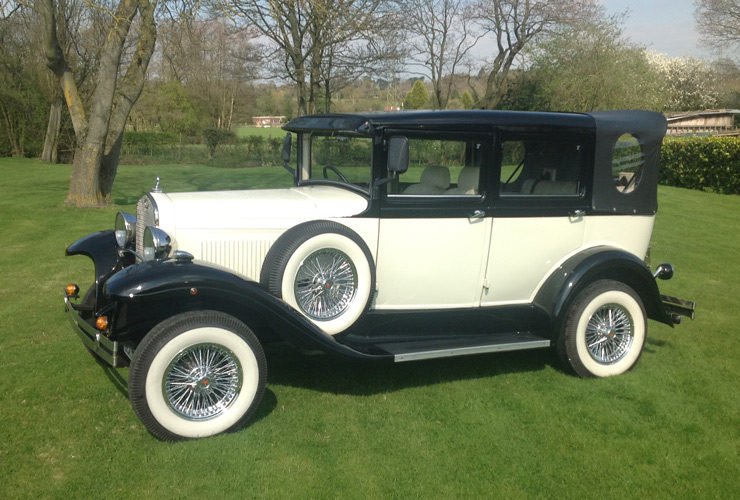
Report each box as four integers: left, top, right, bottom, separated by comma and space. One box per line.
534, 247, 673, 331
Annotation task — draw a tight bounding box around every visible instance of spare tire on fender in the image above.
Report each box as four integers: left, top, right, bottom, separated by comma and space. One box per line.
260, 221, 376, 335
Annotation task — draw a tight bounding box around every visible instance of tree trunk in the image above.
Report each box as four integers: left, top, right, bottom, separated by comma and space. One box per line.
41, 97, 62, 163
98, 0, 158, 202
0, 103, 24, 157
38, 0, 156, 207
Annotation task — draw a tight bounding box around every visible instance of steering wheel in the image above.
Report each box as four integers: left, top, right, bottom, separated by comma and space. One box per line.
323, 165, 349, 183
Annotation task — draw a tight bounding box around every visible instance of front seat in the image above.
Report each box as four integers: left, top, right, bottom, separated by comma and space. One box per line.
404, 165, 451, 195
445, 167, 479, 195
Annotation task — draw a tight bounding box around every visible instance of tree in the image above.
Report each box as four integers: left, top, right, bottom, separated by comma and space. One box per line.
648, 54, 719, 111
523, 14, 665, 112
460, 89, 474, 109
474, 0, 601, 109
0, 7, 48, 157
405, 0, 482, 109
696, 0, 740, 49
403, 79, 430, 109
228, 0, 394, 115
154, 17, 260, 130
37, 0, 158, 207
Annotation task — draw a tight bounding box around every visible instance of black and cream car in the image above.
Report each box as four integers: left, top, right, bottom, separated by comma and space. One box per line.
64, 110, 695, 441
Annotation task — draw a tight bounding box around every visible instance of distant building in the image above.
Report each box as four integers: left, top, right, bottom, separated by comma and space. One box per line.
666, 110, 740, 136
251, 116, 286, 128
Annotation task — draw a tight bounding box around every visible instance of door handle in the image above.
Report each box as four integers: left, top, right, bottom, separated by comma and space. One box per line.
468, 210, 486, 222
569, 209, 585, 219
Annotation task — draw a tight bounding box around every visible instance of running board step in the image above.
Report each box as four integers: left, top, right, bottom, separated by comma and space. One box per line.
376, 333, 551, 362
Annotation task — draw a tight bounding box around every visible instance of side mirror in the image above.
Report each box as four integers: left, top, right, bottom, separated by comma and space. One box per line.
388, 136, 409, 174
281, 133, 292, 163
281, 133, 297, 183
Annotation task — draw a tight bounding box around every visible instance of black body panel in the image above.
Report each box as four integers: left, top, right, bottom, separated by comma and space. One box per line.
534, 246, 674, 328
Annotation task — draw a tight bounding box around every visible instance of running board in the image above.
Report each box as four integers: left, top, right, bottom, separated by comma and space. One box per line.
375, 333, 551, 363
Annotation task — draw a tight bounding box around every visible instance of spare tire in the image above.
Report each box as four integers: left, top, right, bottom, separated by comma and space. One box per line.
260, 221, 375, 335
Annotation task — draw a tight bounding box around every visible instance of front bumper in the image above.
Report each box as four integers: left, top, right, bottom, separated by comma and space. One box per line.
64, 294, 122, 367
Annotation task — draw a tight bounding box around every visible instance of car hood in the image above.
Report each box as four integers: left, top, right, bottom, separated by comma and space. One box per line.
153, 185, 369, 230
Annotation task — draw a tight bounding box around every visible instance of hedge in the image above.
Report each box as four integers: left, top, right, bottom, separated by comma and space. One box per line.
661, 137, 740, 195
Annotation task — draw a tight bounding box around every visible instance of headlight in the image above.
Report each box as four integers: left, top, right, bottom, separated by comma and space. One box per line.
115, 212, 137, 248
143, 226, 173, 261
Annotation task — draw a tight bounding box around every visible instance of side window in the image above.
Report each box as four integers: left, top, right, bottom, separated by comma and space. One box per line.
391, 137, 485, 196
499, 136, 585, 196
613, 134, 644, 193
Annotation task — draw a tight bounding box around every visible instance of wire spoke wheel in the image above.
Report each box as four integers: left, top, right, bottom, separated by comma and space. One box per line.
164, 343, 242, 421
585, 304, 634, 364
295, 249, 357, 320
260, 221, 376, 335
559, 280, 646, 378
128, 311, 266, 441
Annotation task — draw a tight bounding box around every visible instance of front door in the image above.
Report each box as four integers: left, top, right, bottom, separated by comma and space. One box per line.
374, 133, 492, 310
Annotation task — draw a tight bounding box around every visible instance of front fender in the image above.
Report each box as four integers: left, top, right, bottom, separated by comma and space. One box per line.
103, 257, 384, 360
534, 247, 673, 330
66, 230, 122, 284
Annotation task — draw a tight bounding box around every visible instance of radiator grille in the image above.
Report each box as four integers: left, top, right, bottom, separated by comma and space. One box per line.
136, 195, 158, 254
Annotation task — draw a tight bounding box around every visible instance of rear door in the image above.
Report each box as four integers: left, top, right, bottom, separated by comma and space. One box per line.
482, 131, 592, 306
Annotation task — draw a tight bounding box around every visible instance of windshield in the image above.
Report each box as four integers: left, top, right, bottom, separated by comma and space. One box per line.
304, 134, 373, 192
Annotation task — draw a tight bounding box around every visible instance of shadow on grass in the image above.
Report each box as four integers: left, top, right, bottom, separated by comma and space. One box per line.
264, 342, 563, 397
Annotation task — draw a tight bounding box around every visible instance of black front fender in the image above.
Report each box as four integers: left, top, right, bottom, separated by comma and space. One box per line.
66, 230, 122, 284
103, 257, 384, 360
534, 247, 673, 330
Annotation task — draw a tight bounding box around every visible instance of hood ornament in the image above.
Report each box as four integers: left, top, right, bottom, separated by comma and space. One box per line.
151, 175, 163, 193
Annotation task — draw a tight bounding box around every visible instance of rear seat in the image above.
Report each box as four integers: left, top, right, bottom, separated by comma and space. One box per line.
521, 179, 578, 195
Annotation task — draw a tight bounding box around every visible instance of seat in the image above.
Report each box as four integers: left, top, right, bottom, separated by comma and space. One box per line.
445, 167, 479, 195
404, 165, 451, 195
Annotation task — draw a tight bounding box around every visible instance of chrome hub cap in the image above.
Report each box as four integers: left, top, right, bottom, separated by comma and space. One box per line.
586, 303, 634, 364
295, 249, 357, 320
164, 343, 242, 421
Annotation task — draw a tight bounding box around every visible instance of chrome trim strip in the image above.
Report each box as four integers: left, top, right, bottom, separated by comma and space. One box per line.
392, 339, 551, 362
63, 295, 120, 367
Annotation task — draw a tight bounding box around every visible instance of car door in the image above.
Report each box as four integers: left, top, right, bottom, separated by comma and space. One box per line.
481, 131, 592, 306
374, 132, 493, 310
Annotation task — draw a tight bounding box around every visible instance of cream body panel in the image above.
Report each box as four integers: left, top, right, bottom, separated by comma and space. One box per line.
482, 217, 585, 305
374, 218, 490, 309
483, 215, 655, 306
150, 186, 370, 281
583, 215, 655, 260
155, 185, 368, 230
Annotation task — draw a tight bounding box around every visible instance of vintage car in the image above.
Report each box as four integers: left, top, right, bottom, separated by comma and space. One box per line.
64, 110, 695, 441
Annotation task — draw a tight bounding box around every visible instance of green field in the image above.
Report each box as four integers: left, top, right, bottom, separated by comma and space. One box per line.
0, 158, 737, 499
236, 126, 288, 139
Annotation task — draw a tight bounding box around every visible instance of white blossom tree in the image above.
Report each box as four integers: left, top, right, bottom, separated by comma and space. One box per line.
647, 53, 719, 111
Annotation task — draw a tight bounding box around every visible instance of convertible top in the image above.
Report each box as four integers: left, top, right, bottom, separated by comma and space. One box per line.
284, 109, 665, 140
284, 109, 668, 215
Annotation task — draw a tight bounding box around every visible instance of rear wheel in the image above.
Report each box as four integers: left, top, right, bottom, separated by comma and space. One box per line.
128, 311, 266, 441
559, 280, 646, 378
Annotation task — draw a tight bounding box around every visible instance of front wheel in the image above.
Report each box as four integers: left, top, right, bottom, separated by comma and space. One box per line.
128, 311, 267, 441
558, 280, 646, 378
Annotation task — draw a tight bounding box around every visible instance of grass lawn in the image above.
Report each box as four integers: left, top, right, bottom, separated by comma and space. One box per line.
0, 158, 738, 499
236, 126, 287, 140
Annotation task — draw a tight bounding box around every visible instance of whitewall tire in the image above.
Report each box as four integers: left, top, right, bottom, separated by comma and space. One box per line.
128, 311, 267, 441
261, 221, 375, 335
559, 280, 646, 378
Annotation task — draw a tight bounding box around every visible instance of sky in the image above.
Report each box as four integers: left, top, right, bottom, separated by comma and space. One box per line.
603, 0, 714, 59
